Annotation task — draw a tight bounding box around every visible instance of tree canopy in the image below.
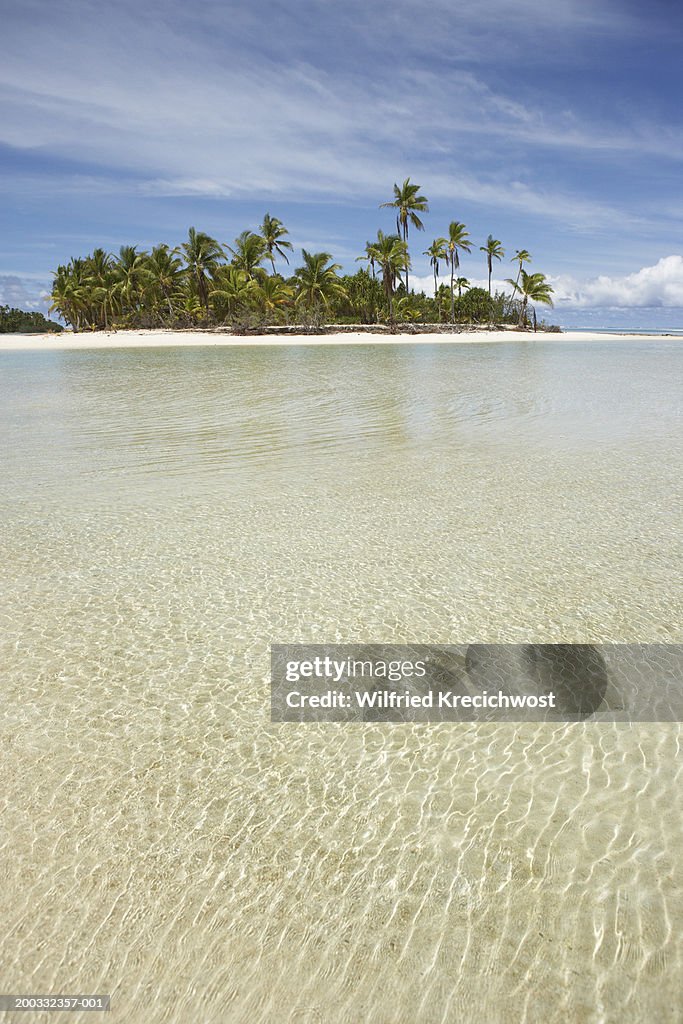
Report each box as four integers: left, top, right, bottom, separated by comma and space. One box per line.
47, 189, 555, 332
0, 305, 63, 333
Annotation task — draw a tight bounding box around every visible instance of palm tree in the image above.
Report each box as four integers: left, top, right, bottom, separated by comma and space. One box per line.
511, 249, 531, 291
356, 240, 379, 280
227, 231, 267, 280
455, 277, 470, 298
253, 275, 293, 321
424, 238, 448, 304
115, 245, 149, 321
480, 235, 505, 296
366, 231, 410, 321
50, 260, 88, 332
179, 227, 225, 317
210, 266, 255, 322
177, 292, 205, 327
260, 214, 293, 272
294, 250, 346, 315
144, 245, 185, 324
505, 270, 554, 327
85, 248, 115, 329
380, 178, 428, 293
395, 295, 422, 323
445, 222, 472, 323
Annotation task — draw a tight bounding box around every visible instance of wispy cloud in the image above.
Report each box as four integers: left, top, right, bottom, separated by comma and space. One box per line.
1, 0, 681, 324
0, 0, 677, 209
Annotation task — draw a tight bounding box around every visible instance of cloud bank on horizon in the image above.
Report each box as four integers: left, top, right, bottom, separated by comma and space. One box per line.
1, 0, 682, 321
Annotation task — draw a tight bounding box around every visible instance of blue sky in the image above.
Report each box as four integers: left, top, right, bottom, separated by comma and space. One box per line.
2, 0, 683, 326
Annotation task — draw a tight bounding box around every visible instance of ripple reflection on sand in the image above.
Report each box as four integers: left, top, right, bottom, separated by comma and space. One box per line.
1, 342, 682, 1022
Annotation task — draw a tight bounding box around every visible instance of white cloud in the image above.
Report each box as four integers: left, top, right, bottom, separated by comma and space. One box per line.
551, 256, 683, 307
409, 273, 512, 297
412, 257, 683, 311
0, 275, 49, 310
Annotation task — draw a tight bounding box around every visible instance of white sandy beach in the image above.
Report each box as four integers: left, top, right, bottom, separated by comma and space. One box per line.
0, 327, 679, 349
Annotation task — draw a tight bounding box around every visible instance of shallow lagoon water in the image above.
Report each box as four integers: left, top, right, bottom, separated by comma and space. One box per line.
1, 341, 682, 1022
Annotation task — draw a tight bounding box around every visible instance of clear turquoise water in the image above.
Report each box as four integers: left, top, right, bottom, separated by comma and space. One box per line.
2, 340, 681, 503
1, 341, 682, 1023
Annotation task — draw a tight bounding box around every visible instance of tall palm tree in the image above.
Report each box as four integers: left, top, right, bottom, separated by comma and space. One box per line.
144, 245, 185, 323
445, 222, 472, 323
366, 231, 410, 321
179, 227, 225, 316
356, 240, 378, 280
228, 231, 268, 280
85, 248, 115, 329
480, 235, 505, 296
424, 238, 448, 303
115, 245, 149, 321
294, 250, 346, 314
260, 214, 293, 272
505, 270, 554, 327
50, 260, 88, 332
511, 249, 531, 291
380, 178, 428, 294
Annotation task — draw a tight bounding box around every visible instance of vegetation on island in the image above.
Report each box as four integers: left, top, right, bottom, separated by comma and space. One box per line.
48, 181, 555, 332
0, 305, 63, 334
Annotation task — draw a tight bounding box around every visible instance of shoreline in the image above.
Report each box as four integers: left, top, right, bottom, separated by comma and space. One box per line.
0, 326, 680, 350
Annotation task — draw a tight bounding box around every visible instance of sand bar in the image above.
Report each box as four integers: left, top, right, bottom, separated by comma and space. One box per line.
0, 327, 680, 350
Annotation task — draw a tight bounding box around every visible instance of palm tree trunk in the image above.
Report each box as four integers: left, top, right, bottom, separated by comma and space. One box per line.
197, 274, 209, 316
519, 296, 528, 328
514, 263, 522, 291
488, 259, 492, 296
385, 275, 393, 321
163, 286, 174, 323
403, 220, 409, 294
450, 259, 455, 324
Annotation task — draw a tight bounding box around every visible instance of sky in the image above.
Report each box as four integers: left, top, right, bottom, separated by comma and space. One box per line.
1, 0, 683, 327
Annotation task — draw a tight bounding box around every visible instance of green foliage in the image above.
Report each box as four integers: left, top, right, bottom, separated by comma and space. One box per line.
294, 250, 347, 318
445, 222, 473, 322
380, 178, 429, 293
227, 231, 268, 279
480, 234, 505, 296
46, 191, 556, 333
505, 270, 554, 327
453, 287, 494, 323
0, 305, 63, 333
333, 269, 384, 323
363, 231, 410, 320
380, 178, 429, 237
260, 214, 293, 271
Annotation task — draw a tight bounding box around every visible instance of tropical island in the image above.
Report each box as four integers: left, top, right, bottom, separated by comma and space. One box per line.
0, 305, 63, 334
48, 179, 556, 334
